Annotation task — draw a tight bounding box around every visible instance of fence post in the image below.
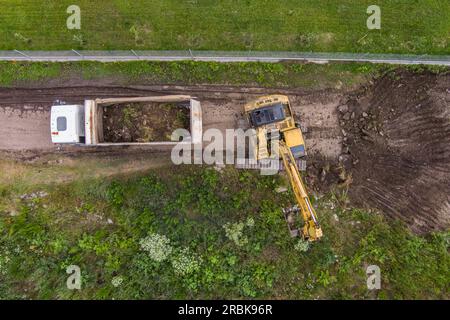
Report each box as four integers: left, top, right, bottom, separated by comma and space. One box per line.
71, 49, 83, 60
131, 49, 140, 60
14, 49, 32, 60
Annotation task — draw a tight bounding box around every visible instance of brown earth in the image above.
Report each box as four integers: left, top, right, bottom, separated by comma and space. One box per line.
102, 102, 190, 143
0, 70, 448, 234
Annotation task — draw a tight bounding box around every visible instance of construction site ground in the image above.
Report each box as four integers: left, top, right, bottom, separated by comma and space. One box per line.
0, 69, 448, 234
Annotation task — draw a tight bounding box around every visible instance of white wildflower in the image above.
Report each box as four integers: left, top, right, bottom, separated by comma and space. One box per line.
246, 217, 255, 227
0, 251, 11, 275
111, 275, 124, 287
139, 233, 173, 262
294, 239, 310, 252
171, 248, 202, 276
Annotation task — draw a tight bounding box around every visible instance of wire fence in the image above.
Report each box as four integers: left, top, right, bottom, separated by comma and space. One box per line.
0, 50, 449, 66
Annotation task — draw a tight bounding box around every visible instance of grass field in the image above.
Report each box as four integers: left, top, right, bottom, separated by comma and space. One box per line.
0, 157, 449, 299
0, 0, 448, 53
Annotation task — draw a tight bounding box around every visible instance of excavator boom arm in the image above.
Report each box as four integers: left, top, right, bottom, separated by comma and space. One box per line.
279, 141, 323, 241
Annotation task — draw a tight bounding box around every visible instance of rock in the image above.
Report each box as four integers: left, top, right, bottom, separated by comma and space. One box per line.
333, 214, 339, 222
362, 112, 368, 118
343, 113, 351, 121
341, 129, 347, 136
338, 105, 349, 113
320, 167, 328, 182
37, 191, 48, 198
20, 191, 48, 200
351, 112, 355, 119
287, 214, 295, 224
107, 219, 113, 224
339, 154, 351, 164
275, 186, 288, 193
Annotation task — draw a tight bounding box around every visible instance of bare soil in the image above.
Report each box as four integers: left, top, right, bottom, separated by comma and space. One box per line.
338, 70, 450, 234
102, 102, 190, 143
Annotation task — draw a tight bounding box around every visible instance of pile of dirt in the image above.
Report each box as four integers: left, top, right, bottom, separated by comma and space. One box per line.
337, 69, 450, 233
102, 102, 190, 143
305, 155, 349, 193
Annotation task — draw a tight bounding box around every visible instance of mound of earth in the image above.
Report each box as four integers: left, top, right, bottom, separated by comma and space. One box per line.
338, 69, 450, 234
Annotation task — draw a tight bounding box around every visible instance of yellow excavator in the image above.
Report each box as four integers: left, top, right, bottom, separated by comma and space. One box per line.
244, 95, 323, 241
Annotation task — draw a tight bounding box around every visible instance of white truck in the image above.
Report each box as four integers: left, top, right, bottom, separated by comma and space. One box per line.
50, 95, 202, 146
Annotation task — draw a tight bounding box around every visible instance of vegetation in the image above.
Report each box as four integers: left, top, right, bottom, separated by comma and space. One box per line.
2, 60, 448, 90
0, 158, 448, 299
0, 60, 381, 89
1, 1, 449, 54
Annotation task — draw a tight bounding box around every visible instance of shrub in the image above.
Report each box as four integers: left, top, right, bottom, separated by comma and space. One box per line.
139, 233, 173, 262
223, 221, 248, 247
295, 239, 310, 252
171, 248, 202, 276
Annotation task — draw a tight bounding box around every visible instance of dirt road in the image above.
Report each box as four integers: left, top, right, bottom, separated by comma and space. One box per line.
0, 104, 53, 150
0, 85, 343, 158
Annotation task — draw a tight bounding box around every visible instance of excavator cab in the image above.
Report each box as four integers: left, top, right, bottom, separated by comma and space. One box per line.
245, 95, 306, 159
244, 95, 323, 242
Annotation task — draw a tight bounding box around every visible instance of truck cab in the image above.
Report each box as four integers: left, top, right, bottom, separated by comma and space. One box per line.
50, 105, 85, 144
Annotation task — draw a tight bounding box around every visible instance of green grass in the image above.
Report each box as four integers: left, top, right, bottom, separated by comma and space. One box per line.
0, 60, 398, 89
0, 162, 448, 299
0, 0, 448, 53
1, 60, 447, 90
